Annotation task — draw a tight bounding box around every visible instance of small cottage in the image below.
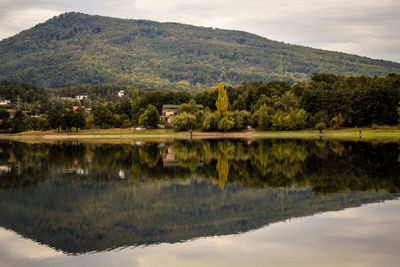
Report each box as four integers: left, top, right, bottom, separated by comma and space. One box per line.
161, 104, 204, 124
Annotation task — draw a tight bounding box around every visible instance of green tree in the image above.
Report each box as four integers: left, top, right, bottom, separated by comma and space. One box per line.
11, 110, 27, 133
330, 113, 344, 129
61, 110, 74, 132
172, 112, 196, 132
113, 114, 121, 128
217, 117, 235, 132
37, 115, 50, 131
86, 115, 95, 129
131, 89, 140, 126
94, 105, 113, 128
315, 122, 326, 134
296, 109, 308, 129
139, 105, 160, 128
179, 99, 199, 114
72, 111, 86, 132
120, 113, 131, 128
233, 110, 250, 130
258, 104, 271, 131
47, 108, 62, 132
216, 83, 229, 116
202, 113, 220, 131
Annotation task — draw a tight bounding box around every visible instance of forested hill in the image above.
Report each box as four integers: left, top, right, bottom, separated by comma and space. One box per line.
1, 12, 400, 91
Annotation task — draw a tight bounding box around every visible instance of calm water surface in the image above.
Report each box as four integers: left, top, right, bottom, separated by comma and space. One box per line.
0, 139, 399, 266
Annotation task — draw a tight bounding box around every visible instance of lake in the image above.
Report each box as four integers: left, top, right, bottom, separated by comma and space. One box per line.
0, 138, 399, 266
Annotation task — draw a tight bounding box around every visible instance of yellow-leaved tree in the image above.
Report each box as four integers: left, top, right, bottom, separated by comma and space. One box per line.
215, 83, 229, 116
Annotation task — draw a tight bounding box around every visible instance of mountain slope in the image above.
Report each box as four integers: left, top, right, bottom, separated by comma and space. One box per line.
1, 12, 400, 90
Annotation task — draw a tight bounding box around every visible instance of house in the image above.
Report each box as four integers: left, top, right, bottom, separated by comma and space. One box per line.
118, 90, 125, 97
0, 99, 11, 105
73, 106, 92, 113
73, 106, 85, 111
75, 95, 88, 101
161, 104, 204, 124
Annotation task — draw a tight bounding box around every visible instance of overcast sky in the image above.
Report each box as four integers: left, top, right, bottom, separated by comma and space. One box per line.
0, 0, 399, 62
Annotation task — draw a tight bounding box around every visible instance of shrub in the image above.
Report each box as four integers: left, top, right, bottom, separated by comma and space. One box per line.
217, 117, 235, 132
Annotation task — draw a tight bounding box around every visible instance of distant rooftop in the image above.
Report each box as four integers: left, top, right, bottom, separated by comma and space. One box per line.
162, 104, 204, 109
163, 104, 180, 109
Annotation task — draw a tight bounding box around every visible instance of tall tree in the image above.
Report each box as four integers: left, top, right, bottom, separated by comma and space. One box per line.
47, 108, 62, 132
61, 110, 74, 132
72, 110, 86, 132
216, 83, 229, 116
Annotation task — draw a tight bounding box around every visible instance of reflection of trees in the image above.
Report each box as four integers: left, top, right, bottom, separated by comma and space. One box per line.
0, 139, 400, 193
251, 141, 306, 184
172, 141, 204, 172
138, 145, 160, 168
216, 155, 229, 189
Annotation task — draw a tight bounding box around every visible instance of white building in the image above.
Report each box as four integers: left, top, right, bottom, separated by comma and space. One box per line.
75, 95, 88, 101
118, 90, 125, 97
0, 99, 11, 105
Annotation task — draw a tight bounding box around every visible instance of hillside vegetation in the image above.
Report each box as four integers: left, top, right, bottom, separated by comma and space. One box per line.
0, 12, 400, 90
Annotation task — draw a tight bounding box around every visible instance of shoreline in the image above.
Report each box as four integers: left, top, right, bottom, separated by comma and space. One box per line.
1, 128, 400, 141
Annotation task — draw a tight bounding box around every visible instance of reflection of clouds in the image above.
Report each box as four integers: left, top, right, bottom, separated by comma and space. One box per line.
1, 200, 400, 266
127, 199, 400, 267
0, 0, 399, 61
0, 227, 63, 267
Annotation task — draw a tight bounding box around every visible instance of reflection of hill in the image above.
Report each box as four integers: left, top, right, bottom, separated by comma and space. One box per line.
0, 179, 397, 254
0, 139, 399, 254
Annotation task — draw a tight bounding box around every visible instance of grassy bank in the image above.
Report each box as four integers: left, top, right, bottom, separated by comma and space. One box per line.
1, 127, 400, 141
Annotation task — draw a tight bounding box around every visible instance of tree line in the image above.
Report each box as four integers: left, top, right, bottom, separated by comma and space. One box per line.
0, 73, 400, 132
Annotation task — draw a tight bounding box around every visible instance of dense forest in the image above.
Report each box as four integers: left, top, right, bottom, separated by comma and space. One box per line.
1, 12, 400, 89
0, 73, 399, 132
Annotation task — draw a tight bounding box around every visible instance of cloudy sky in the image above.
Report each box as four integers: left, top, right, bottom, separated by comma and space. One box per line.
0, 0, 399, 62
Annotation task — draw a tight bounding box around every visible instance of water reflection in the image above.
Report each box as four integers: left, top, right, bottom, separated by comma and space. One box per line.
0, 139, 399, 255
1, 139, 400, 193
